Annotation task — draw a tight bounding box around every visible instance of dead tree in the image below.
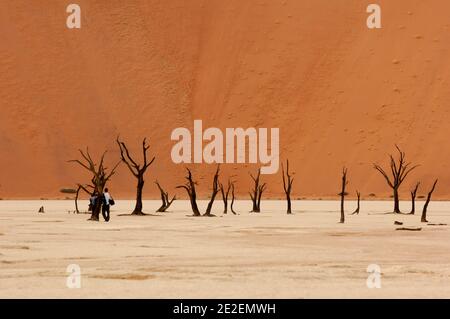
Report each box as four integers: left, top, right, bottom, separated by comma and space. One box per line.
220, 179, 232, 214
69, 148, 120, 221
75, 184, 82, 213
75, 183, 94, 214
373, 145, 419, 214
281, 159, 294, 214
177, 168, 201, 216
117, 137, 155, 215
339, 167, 348, 223
249, 168, 266, 212
204, 165, 220, 216
409, 182, 420, 215
351, 191, 361, 215
155, 181, 176, 212
421, 179, 438, 223
230, 181, 237, 215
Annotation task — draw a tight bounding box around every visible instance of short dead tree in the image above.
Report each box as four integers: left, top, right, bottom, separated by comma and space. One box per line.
409, 182, 420, 215
351, 190, 361, 215
177, 168, 201, 216
220, 179, 232, 215
74, 183, 95, 214
373, 145, 419, 214
69, 148, 120, 221
421, 179, 438, 223
155, 181, 176, 212
117, 137, 155, 215
281, 159, 294, 214
204, 165, 220, 217
339, 167, 348, 223
249, 168, 266, 213
230, 181, 238, 215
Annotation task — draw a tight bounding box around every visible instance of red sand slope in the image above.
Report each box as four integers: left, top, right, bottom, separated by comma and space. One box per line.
0, 1, 449, 199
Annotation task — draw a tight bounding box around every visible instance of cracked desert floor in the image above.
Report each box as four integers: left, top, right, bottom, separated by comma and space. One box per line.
1, 200, 449, 298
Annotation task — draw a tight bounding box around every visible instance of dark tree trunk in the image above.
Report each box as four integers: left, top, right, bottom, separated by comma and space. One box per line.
205, 192, 218, 216
204, 166, 220, 216
132, 177, 144, 215
190, 197, 201, 216
90, 198, 101, 221
220, 181, 231, 215
177, 168, 201, 216
230, 183, 237, 215
409, 182, 420, 214
281, 160, 294, 215
257, 186, 264, 212
352, 191, 360, 215
393, 188, 400, 214
421, 180, 438, 223
410, 193, 416, 214
252, 200, 259, 212
340, 168, 348, 223
249, 169, 266, 213
75, 185, 81, 214
287, 198, 292, 214
155, 181, 175, 212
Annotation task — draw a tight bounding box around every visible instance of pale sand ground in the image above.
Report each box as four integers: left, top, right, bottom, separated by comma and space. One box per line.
0, 200, 449, 298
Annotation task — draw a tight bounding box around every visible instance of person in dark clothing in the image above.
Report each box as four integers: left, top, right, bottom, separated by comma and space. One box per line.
89, 194, 98, 212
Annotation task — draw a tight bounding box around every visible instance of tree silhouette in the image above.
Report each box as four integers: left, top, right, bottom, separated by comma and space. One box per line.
421, 179, 438, 223
204, 165, 220, 217
249, 168, 266, 212
373, 145, 418, 214
177, 168, 201, 216
69, 148, 120, 221
339, 167, 348, 223
351, 190, 361, 215
155, 181, 176, 212
281, 159, 294, 214
117, 137, 155, 215
409, 182, 420, 215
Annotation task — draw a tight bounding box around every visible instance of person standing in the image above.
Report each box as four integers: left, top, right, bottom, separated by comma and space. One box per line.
102, 188, 113, 222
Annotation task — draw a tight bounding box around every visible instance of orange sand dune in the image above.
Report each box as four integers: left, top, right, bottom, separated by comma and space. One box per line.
0, 1, 449, 199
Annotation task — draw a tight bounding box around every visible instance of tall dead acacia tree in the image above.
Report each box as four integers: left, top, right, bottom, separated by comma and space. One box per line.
421, 179, 438, 223
281, 159, 294, 214
373, 145, 418, 214
69, 148, 120, 221
351, 190, 361, 215
204, 165, 220, 216
339, 167, 348, 223
249, 168, 266, 213
117, 137, 155, 215
177, 168, 201, 216
409, 182, 420, 215
155, 181, 176, 212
